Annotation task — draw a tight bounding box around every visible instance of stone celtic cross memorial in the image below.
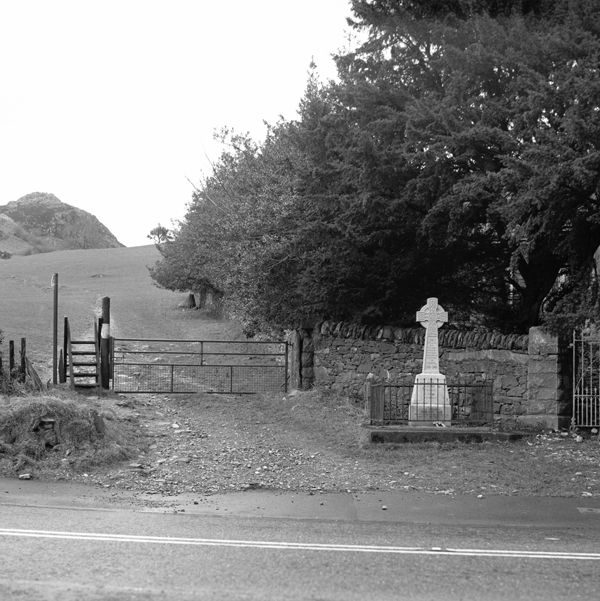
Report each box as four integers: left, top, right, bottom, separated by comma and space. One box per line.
409, 297, 452, 426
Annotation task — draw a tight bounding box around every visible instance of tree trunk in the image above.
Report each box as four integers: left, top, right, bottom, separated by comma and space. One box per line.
515, 248, 563, 330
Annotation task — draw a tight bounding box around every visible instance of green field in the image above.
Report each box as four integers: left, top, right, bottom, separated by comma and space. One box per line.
0, 245, 243, 381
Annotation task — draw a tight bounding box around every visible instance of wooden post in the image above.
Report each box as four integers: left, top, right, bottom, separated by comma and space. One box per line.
58, 349, 65, 384
9, 340, 14, 380
62, 316, 68, 382
20, 338, 26, 382
100, 297, 111, 389
52, 273, 58, 385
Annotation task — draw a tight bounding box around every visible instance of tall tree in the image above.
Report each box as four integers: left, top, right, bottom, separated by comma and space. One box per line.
342, 0, 600, 330
153, 0, 600, 334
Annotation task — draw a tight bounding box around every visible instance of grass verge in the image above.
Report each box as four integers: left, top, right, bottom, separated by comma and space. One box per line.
0, 391, 139, 476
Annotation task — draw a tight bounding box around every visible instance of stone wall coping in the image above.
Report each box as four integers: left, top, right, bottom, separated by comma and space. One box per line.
313, 321, 528, 352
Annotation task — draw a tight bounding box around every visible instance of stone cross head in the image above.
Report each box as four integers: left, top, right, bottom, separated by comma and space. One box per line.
416, 297, 448, 329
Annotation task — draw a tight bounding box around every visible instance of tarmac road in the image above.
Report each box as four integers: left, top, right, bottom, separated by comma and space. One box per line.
0, 478, 599, 600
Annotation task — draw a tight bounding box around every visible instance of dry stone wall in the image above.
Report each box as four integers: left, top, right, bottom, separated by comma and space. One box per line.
289, 321, 568, 429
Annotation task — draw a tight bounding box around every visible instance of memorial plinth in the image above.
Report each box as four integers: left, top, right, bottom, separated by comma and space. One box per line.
409, 297, 452, 426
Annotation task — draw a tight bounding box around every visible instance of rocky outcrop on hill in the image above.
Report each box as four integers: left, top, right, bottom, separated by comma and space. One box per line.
0, 192, 123, 256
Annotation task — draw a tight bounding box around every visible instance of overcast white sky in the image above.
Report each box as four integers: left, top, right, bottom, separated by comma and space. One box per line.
0, 0, 353, 246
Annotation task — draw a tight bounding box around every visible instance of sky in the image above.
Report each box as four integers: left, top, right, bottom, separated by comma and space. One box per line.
0, 0, 353, 247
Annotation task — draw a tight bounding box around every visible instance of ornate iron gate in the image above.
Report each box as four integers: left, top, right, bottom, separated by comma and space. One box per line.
572, 329, 600, 427
111, 338, 288, 394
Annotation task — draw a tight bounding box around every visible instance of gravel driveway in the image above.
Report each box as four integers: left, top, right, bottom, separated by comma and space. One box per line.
62, 389, 600, 501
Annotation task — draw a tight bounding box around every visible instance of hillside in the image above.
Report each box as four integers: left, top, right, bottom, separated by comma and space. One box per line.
0, 245, 242, 381
0, 192, 123, 256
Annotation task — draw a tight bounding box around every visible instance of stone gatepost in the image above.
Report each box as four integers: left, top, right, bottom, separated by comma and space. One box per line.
288, 328, 315, 391
522, 327, 569, 430
409, 298, 452, 426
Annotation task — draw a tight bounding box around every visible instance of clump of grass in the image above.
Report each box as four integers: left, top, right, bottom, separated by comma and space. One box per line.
0, 394, 138, 475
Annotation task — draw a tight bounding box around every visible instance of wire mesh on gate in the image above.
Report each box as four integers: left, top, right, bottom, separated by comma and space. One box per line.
111, 338, 288, 394
374, 382, 493, 426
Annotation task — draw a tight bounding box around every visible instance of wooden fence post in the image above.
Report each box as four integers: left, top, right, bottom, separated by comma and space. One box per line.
19, 338, 26, 382
9, 340, 14, 380
58, 349, 65, 384
52, 273, 58, 385
62, 317, 68, 383
100, 297, 111, 389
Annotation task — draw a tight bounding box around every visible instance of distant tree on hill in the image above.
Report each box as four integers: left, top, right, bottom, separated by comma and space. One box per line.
147, 224, 173, 245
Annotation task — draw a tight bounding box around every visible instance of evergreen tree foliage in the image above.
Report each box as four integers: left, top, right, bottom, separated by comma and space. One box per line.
151, 0, 600, 334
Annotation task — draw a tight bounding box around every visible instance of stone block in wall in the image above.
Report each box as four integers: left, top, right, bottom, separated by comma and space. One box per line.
447, 349, 528, 364
528, 356, 558, 375
497, 374, 518, 390
314, 366, 331, 382
379, 326, 395, 340
511, 402, 526, 416
529, 400, 560, 415
527, 373, 559, 393
528, 327, 559, 355
508, 386, 526, 398
528, 386, 558, 403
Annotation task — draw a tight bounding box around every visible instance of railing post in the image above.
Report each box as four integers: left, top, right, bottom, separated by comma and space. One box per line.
368, 384, 385, 425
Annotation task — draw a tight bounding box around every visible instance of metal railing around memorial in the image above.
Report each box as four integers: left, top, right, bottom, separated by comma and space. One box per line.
367, 381, 494, 426
111, 338, 288, 394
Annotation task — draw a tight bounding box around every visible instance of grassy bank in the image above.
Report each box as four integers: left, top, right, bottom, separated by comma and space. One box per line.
0, 245, 243, 381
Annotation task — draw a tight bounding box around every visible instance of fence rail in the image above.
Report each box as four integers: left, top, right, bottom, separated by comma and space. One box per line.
367, 381, 494, 426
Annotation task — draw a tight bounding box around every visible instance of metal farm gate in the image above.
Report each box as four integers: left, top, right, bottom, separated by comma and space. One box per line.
572, 329, 600, 427
111, 338, 288, 394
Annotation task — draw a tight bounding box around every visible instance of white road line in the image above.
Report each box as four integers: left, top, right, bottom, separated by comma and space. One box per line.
0, 528, 598, 560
